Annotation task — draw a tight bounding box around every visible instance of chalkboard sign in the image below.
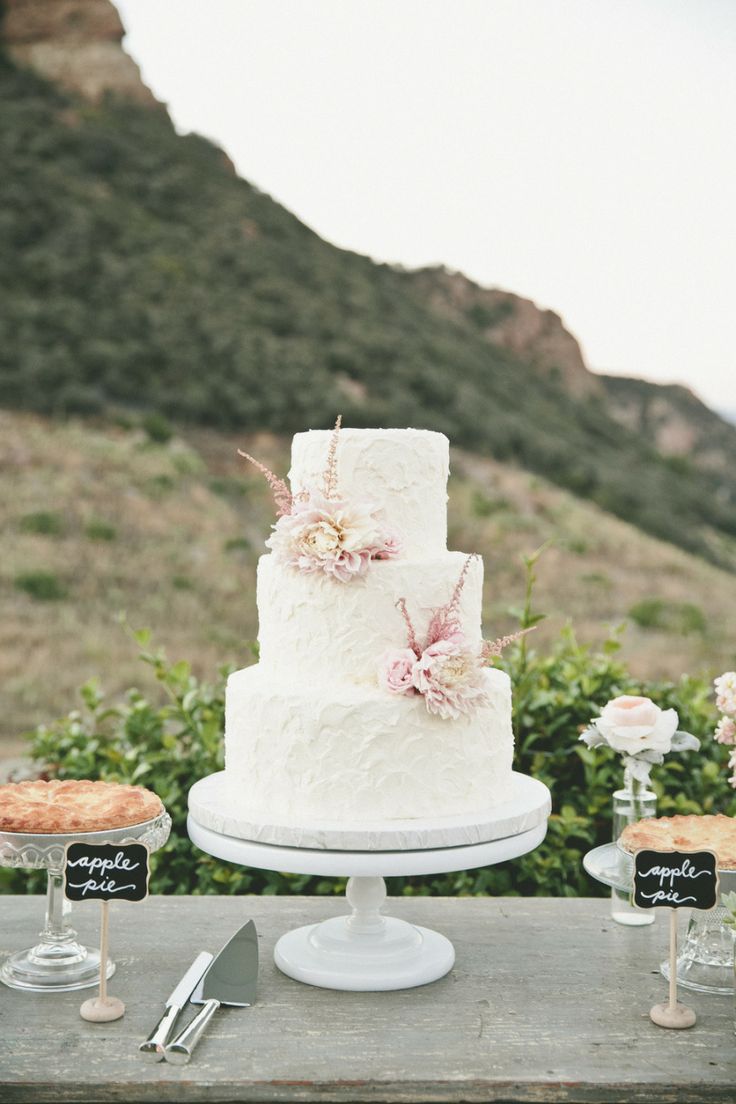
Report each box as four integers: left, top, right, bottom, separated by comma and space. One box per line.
64, 842, 150, 903
633, 849, 719, 911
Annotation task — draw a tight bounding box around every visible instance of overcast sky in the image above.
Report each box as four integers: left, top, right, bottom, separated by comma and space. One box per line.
115, 0, 736, 412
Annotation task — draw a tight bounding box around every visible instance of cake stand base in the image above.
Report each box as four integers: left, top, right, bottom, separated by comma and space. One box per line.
274, 876, 455, 991
188, 789, 549, 992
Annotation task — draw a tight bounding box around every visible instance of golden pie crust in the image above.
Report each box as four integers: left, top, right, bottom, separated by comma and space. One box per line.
0, 779, 163, 834
620, 814, 736, 870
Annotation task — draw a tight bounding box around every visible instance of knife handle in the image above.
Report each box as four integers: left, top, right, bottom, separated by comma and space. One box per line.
139, 1004, 182, 1060
164, 999, 220, 1065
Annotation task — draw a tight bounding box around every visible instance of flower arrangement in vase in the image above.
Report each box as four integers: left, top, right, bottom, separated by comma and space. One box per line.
580, 695, 700, 926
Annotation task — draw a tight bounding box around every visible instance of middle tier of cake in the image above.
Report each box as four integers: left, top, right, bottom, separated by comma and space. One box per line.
256, 551, 483, 685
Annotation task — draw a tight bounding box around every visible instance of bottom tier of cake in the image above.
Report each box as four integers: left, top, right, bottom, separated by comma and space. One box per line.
224, 665, 515, 822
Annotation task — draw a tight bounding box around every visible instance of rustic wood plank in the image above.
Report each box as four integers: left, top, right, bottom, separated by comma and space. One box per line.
0, 895, 733, 1102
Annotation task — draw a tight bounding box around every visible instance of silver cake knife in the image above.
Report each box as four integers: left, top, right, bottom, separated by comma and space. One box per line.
139, 951, 213, 1060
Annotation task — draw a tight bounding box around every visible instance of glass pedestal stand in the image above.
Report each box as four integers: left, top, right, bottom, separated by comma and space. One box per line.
584, 842, 736, 995
0, 812, 171, 992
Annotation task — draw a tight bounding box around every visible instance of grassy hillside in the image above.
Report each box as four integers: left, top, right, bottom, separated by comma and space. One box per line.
2, 409, 735, 752
2, 54, 736, 571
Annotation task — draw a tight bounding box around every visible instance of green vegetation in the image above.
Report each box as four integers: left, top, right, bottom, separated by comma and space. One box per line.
2, 580, 731, 900
1, 56, 736, 569
20, 511, 63, 536
14, 569, 67, 601
141, 412, 173, 444
628, 598, 707, 636
84, 518, 117, 541
223, 536, 251, 553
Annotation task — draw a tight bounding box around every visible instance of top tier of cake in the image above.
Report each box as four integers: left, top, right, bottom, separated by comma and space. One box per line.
289, 427, 449, 559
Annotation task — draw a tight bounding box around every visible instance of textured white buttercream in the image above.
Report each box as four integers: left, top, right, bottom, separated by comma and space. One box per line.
225, 665, 514, 822
257, 551, 483, 685
289, 427, 449, 559
223, 426, 516, 824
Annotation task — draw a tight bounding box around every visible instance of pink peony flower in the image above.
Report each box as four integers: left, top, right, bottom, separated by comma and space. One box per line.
378, 648, 417, 695
715, 716, 736, 745
411, 637, 488, 720
267, 491, 399, 581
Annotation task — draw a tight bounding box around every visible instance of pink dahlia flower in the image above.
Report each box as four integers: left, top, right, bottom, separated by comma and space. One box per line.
411, 638, 488, 720
378, 648, 417, 695
266, 491, 399, 581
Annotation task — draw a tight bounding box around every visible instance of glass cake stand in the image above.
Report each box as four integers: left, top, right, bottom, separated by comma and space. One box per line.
584, 841, 736, 995
0, 811, 171, 992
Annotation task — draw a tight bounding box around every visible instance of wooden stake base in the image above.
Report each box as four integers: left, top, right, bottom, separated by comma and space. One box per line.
80, 996, 125, 1023
649, 1001, 696, 1030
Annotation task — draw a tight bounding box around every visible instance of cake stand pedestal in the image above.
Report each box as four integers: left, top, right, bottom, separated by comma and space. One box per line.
187, 772, 550, 991
584, 842, 736, 995
0, 811, 171, 993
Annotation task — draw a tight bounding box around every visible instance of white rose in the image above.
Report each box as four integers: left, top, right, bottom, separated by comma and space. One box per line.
593, 695, 679, 756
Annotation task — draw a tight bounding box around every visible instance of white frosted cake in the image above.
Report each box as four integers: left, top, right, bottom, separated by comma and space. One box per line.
225, 427, 516, 823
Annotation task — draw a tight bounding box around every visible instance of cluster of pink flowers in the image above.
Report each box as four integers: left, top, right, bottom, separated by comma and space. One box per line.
378, 556, 530, 720
379, 634, 489, 721
713, 672, 736, 788
267, 490, 399, 582
239, 416, 399, 582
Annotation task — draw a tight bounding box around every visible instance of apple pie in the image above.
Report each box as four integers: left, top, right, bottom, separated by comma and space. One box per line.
620, 813, 736, 870
0, 779, 163, 834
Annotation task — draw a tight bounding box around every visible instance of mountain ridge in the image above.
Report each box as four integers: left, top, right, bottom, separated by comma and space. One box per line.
1, 0, 735, 572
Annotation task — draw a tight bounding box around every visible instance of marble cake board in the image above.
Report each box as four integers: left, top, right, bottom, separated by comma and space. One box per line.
187, 773, 551, 991
188, 770, 551, 851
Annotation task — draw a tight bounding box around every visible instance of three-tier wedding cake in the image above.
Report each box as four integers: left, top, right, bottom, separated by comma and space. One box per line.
225, 426, 516, 824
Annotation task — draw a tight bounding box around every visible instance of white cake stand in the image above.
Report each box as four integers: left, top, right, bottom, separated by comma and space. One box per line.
187, 772, 550, 991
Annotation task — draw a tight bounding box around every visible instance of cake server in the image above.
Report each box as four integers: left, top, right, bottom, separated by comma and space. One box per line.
139, 951, 213, 1060
164, 919, 258, 1065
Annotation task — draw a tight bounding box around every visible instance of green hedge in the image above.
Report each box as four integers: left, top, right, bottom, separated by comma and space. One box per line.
2, 562, 731, 900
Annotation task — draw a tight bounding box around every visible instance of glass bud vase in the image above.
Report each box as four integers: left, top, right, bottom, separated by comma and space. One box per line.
611, 767, 657, 926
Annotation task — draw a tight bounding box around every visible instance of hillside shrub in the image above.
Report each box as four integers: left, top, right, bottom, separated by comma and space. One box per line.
14, 570, 67, 601
19, 511, 63, 536
629, 598, 707, 635
85, 519, 117, 541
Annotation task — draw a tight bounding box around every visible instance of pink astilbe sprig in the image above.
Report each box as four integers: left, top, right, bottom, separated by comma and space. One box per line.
237, 449, 293, 517
395, 598, 421, 658
322, 414, 343, 500
481, 626, 536, 661
425, 553, 476, 647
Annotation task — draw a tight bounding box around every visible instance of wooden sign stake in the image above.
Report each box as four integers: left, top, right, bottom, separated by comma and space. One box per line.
80, 901, 125, 1023
648, 909, 695, 1030
632, 846, 719, 1031
63, 840, 151, 1025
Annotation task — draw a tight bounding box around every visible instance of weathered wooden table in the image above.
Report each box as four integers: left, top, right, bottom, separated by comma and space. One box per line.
0, 895, 733, 1102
